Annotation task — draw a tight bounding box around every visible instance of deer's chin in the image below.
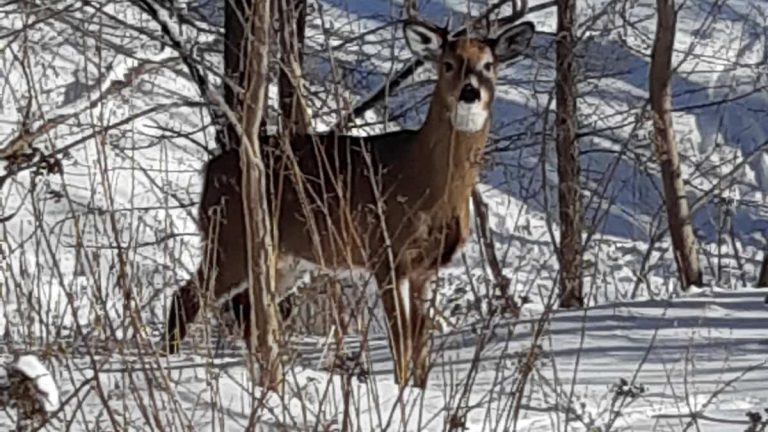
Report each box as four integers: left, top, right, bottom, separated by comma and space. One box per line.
451, 102, 488, 133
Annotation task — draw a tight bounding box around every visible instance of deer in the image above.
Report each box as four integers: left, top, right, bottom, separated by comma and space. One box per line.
163, 1, 535, 389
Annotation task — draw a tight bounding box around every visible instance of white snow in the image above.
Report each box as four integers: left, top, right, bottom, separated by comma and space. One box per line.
0, 289, 764, 430
10, 355, 60, 413
0, 355, 60, 413
0, 0, 767, 430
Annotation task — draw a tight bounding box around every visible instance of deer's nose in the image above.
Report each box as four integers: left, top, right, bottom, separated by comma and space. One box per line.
458, 84, 481, 103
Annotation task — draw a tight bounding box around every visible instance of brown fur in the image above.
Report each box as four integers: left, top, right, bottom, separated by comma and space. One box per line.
163, 21, 533, 388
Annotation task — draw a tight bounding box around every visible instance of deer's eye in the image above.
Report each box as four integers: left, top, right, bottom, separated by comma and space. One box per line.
443, 61, 454, 73
483, 62, 493, 72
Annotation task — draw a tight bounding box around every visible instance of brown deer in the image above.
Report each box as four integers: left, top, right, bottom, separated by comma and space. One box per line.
163, 2, 535, 389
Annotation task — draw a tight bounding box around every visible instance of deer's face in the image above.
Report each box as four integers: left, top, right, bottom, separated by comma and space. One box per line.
404, 21, 535, 133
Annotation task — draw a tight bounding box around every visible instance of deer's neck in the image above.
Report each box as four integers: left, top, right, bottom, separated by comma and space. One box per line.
410, 97, 489, 209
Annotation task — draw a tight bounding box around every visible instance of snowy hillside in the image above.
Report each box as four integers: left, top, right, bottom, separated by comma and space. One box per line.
0, 0, 767, 430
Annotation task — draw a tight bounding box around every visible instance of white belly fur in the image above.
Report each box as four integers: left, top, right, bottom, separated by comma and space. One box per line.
216, 255, 348, 306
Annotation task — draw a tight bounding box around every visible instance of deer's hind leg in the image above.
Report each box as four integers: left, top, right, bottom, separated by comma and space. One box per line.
227, 255, 308, 348
164, 260, 243, 354
164, 269, 206, 354
223, 288, 295, 341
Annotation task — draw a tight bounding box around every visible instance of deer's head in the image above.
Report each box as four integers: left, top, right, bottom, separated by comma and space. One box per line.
403, 1, 534, 133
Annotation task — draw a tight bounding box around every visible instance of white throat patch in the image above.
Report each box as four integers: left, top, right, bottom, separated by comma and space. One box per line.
451, 102, 488, 133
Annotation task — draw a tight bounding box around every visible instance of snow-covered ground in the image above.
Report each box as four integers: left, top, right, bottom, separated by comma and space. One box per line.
1, 288, 766, 431
0, 0, 766, 430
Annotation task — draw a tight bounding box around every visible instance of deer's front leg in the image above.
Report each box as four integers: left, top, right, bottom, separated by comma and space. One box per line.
377, 270, 413, 387
408, 271, 434, 389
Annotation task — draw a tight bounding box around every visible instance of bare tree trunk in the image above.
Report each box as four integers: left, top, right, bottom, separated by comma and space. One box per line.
555, 0, 583, 308
757, 252, 768, 287
277, 0, 308, 134
223, 0, 270, 152
471, 188, 518, 314
227, 0, 282, 391
222, 0, 247, 151
649, 0, 703, 289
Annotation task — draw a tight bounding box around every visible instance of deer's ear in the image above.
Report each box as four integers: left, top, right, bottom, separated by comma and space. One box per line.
491, 22, 535, 64
404, 21, 446, 61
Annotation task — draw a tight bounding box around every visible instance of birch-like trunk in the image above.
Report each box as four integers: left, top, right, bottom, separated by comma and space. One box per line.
226, 0, 282, 391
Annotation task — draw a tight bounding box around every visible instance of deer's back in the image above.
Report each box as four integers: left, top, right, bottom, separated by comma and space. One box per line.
198, 130, 426, 271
